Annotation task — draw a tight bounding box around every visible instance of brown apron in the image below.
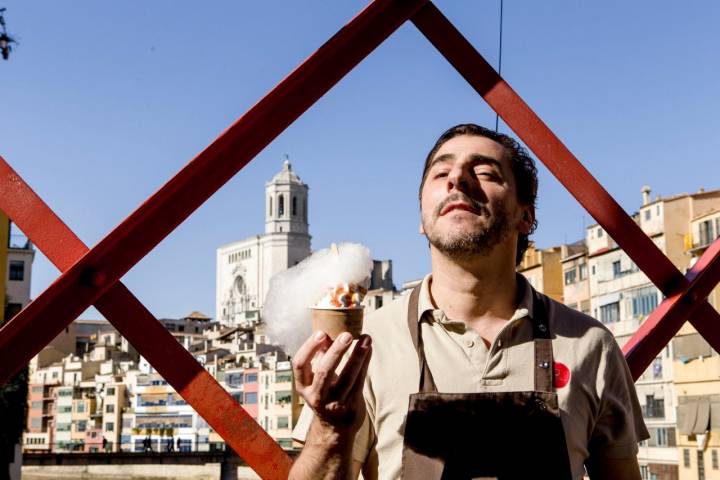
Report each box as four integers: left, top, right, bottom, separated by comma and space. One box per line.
400, 285, 573, 480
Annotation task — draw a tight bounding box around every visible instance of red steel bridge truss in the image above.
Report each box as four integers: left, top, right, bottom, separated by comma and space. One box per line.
1, 1, 719, 478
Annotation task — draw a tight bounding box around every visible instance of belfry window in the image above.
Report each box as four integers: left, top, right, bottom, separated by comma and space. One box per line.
278, 195, 284, 217
292, 196, 297, 216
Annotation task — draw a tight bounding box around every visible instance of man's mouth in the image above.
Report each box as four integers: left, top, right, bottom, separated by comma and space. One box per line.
439, 202, 479, 216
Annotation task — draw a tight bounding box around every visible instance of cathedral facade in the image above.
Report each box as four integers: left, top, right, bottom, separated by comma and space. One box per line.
216, 160, 311, 327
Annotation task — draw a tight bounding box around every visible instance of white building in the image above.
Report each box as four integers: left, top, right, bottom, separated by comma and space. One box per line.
216, 160, 311, 327
4, 224, 34, 320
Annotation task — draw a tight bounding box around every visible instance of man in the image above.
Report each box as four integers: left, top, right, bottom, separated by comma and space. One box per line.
290, 124, 648, 479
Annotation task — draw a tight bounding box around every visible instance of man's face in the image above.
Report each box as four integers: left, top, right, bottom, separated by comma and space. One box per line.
420, 134, 532, 260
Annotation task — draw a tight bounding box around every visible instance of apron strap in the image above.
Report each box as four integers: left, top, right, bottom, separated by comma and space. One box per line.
407, 284, 438, 393
531, 289, 554, 393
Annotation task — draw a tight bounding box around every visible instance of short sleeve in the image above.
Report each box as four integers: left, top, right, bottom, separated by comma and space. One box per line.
588, 339, 650, 459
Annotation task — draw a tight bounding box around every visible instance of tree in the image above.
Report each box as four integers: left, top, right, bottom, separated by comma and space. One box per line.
0, 299, 28, 480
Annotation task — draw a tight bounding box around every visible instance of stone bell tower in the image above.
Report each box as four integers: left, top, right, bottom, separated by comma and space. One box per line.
265, 158, 309, 235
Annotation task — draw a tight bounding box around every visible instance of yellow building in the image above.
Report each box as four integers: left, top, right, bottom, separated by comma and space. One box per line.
583, 186, 720, 480
674, 205, 720, 480
560, 240, 590, 315
517, 243, 564, 302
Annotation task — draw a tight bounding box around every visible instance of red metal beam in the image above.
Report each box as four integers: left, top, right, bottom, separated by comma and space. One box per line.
410, 2, 720, 378
623, 238, 720, 379
0, 0, 429, 385
0, 157, 292, 478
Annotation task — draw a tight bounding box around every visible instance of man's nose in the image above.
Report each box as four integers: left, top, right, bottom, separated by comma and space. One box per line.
446, 165, 471, 193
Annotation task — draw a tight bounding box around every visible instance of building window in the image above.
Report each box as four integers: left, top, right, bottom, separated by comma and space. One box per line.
106, 404, 115, 413
644, 209, 651, 221
632, 286, 659, 318
77, 420, 87, 432
684, 449, 691, 468
76, 402, 85, 413
244, 393, 257, 404
578, 263, 587, 280
652, 357, 663, 379
698, 450, 706, 480
278, 195, 284, 217
597, 227, 603, 237
700, 219, 716, 247
292, 196, 297, 216
105, 422, 115, 432
713, 450, 719, 470
268, 196, 272, 216
107, 387, 115, 395
277, 416, 289, 429
9, 260, 24, 281
564, 268, 577, 285
375, 296, 383, 309
612, 261, 622, 278
275, 391, 291, 405
591, 265, 596, 275
303, 198, 307, 222
599, 302, 620, 324
275, 371, 292, 383
245, 373, 258, 383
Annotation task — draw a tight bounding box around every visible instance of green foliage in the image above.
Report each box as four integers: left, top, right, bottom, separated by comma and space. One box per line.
0, 367, 29, 480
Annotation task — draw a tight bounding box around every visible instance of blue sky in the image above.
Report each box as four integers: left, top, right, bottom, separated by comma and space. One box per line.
2, 1, 719, 320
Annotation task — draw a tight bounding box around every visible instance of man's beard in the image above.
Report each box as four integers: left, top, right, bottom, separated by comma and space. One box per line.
423, 193, 512, 261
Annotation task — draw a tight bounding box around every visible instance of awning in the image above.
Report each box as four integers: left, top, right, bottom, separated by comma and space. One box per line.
677, 397, 712, 435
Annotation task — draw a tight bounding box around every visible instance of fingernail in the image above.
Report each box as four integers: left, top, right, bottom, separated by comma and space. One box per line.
314, 331, 326, 341
360, 335, 372, 348
339, 332, 352, 344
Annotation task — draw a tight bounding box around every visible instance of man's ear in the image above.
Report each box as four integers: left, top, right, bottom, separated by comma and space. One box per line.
518, 206, 534, 235
419, 222, 425, 235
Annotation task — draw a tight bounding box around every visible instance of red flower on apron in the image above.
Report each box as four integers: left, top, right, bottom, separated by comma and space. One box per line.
554, 361, 570, 388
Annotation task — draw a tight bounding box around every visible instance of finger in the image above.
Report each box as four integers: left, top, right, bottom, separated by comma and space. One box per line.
333, 335, 372, 402
292, 331, 330, 388
312, 332, 355, 396
345, 339, 372, 404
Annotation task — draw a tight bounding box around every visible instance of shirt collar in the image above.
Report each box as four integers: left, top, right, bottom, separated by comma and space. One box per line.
416, 273, 535, 324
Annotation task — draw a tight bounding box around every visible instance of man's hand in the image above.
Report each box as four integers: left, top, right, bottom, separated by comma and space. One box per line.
289, 331, 372, 480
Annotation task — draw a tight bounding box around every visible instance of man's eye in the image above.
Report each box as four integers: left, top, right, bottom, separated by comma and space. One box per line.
476, 170, 498, 179
434, 171, 448, 178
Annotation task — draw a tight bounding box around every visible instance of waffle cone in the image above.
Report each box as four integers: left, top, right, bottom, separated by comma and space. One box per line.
310, 307, 364, 340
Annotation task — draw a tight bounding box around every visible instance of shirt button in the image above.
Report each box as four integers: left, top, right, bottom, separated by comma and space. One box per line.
465, 339, 475, 348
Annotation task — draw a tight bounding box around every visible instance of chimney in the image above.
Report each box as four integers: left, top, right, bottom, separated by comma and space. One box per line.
641, 186, 651, 206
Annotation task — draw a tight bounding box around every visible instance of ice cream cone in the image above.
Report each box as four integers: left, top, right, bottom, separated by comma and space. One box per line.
311, 307, 364, 340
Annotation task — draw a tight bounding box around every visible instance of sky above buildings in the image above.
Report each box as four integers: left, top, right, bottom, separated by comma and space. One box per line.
2, 1, 719, 320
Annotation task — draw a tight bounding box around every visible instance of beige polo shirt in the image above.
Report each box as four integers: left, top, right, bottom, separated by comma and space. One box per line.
294, 274, 649, 479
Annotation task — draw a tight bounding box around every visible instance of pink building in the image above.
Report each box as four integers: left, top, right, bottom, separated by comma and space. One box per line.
242, 368, 259, 420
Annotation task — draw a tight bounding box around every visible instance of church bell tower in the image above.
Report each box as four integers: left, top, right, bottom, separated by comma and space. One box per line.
265, 158, 309, 235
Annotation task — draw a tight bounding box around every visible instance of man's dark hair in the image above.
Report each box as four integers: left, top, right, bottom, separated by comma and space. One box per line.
419, 123, 538, 266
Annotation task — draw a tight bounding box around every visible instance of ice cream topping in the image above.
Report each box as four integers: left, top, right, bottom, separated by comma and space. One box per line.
314, 282, 367, 309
